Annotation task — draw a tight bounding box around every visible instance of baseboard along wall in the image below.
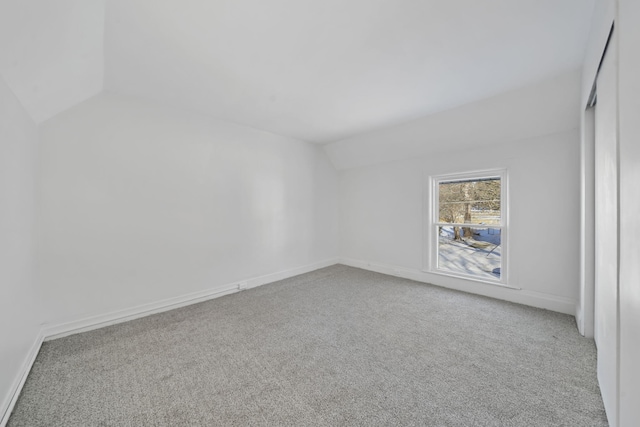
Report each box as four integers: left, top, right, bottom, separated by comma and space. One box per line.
43, 258, 340, 341
339, 258, 577, 315
0, 258, 338, 427
1, 332, 45, 427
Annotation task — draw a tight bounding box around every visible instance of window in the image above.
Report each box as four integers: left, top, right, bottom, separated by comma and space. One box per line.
428, 169, 507, 285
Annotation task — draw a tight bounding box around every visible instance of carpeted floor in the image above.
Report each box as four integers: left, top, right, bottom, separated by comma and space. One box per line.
9, 265, 608, 426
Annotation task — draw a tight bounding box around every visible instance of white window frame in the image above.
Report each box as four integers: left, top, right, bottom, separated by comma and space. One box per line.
425, 168, 509, 286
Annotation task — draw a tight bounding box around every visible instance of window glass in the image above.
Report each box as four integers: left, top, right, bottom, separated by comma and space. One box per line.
430, 171, 506, 283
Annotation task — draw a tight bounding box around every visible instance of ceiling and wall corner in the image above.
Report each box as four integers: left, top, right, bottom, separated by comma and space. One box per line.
0, 0, 105, 124
102, 0, 595, 144
323, 69, 582, 170
1, 0, 595, 144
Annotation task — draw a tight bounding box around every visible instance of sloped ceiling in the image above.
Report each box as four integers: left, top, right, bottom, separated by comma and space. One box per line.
0, 0, 105, 124
2, 0, 595, 141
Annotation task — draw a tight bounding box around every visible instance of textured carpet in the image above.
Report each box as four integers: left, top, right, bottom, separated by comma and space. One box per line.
9, 265, 607, 426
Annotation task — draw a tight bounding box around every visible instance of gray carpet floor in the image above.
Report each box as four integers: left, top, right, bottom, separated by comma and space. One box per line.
9, 265, 608, 426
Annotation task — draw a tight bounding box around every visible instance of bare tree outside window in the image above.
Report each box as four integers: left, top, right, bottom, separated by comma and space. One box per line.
439, 178, 501, 239
430, 171, 506, 283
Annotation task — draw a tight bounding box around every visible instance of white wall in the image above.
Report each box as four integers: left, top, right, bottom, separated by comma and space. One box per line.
330, 72, 581, 314
579, 0, 640, 423
593, 31, 618, 424
577, 0, 615, 339
338, 132, 580, 313
578, 105, 595, 337
37, 92, 338, 327
0, 77, 42, 422
617, 0, 640, 423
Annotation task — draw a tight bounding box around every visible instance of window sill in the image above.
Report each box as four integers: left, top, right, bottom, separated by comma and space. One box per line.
425, 268, 521, 290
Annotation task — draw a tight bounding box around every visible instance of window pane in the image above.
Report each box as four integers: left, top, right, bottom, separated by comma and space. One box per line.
438, 178, 501, 225
437, 226, 501, 280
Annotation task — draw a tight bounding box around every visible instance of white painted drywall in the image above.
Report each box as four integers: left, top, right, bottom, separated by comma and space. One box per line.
333, 70, 581, 313
580, 1, 640, 424
325, 70, 581, 170
0, 76, 41, 422
37, 93, 338, 326
0, 0, 104, 124
577, 0, 614, 339
617, 0, 640, 423
578, 106, 595, 338
594, 33, 618, 425
338, 132, 580, 313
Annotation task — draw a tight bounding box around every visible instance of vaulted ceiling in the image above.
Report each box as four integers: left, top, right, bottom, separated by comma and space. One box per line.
1, 0, 595, 143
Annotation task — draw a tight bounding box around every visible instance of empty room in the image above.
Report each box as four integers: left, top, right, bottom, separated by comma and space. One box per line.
1, 0, 639, 426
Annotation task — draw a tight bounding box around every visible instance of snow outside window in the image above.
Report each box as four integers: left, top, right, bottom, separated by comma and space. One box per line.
429, 169, 508, 285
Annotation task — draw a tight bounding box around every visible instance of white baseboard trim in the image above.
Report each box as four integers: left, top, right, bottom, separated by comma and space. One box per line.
1, 331, 44, 427
243, 258, 338, 290
43, 258, 339, 341
340, 258, 577, 315
575, 305, 584, 336
2, 259, 338, 425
